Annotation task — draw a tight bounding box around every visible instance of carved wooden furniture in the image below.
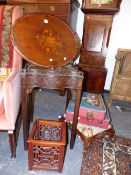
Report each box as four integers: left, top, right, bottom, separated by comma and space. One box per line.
77, 124, 114, 150
79, 0, 121, 93
11, 14, 79, 68
11, 13, 83, 150
28, 119, 66, 173
7, 0, 72, 24
109, 48, 131, 106
21, 66, 83, 150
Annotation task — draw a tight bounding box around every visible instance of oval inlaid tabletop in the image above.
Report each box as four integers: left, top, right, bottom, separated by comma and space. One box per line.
11, 13, 79, 68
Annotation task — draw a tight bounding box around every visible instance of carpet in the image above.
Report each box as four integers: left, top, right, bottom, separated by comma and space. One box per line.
81, 135, 131, 175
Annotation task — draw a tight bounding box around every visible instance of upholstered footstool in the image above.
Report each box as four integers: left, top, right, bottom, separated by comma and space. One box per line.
76, 123, 115, 150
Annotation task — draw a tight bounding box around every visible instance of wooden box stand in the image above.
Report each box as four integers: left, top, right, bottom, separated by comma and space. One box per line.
28, 119, 66, 173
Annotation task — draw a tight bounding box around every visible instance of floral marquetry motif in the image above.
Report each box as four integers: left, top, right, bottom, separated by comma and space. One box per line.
35, 29, 62, 53
11, 8, 83, 157
11, 13, 79, 68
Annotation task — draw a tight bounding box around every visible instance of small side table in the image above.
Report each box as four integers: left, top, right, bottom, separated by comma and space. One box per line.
21, 66, 83, 150
11, 13, 83, 150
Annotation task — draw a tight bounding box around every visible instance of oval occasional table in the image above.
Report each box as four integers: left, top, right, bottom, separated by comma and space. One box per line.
11, 13, 83, 150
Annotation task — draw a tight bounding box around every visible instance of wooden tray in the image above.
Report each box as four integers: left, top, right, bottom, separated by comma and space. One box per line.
11, 13, 79, 68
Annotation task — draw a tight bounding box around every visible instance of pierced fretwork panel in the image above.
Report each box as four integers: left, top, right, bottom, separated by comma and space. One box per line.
34, 124, 62, 141
33, 146, 60, 169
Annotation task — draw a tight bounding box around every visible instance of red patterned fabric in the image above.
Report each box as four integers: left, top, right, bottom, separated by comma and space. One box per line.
0, 5, 15, 68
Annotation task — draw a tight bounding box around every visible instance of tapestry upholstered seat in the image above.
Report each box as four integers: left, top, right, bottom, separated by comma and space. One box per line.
0, 5, 22, 158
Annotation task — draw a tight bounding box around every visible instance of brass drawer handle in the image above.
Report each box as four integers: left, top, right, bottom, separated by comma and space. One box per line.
98, 120, 103, 124
49, 6, 55, 12
86, 111, 94, 120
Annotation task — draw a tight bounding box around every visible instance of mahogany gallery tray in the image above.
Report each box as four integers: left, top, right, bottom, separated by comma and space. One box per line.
11, 13, 79, 68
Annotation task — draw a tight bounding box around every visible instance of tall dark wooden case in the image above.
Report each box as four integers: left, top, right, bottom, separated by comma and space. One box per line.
79, 0, 121, 93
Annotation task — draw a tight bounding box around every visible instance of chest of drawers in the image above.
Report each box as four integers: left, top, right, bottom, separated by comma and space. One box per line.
7, 0, 71, 24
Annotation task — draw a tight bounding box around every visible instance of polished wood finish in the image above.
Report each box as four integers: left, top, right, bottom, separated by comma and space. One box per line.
11, 14, 79, 68
80, 14, 113, 66
11, 12, 83, 150
80, 65, 107, 93
79, 0, 121, 93
21, 67, 83, 150
109, 49, 131, 106
7, 0, 71, 24
28, 119, 66, 173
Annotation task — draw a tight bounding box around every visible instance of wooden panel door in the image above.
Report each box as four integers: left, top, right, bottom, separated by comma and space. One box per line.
80, 14, 113, 67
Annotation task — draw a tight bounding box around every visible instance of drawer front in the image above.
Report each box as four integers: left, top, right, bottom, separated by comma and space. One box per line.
22, 4, 70, 23
22, 5, 37, 14
22, 4, 70, 15
37, 4, 70, 15
7, 0, 71, 4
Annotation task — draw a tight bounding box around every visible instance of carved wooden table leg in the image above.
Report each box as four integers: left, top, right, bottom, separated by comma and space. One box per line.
22, 87, 31, 150
29, 90, 35, 122
65, 89, 72, 112
21, 67, 83, 150
70, 89, 82, 149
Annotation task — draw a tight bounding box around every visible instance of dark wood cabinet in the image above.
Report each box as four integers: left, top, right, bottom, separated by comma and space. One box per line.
79, 0, 121, 93
7, 0, 72, 24
80, 65, 107, 94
